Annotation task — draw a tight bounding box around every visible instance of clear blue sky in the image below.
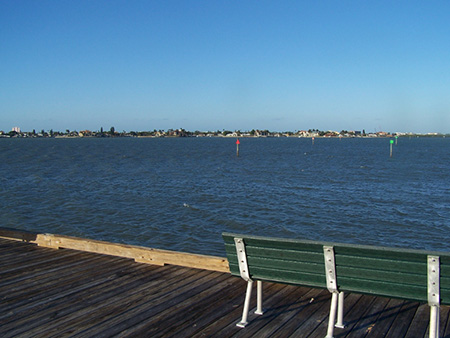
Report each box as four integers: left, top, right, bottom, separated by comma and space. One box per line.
1, 1, 449, 133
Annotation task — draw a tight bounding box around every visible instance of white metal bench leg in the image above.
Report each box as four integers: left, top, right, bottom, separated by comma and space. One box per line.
324, 246, 343, 337
237, 280, 253, 327
429, 305, 440, 338
325, 291, 338, 338
255, 280, 264, 315
428, 255, 440, 338
335, 291, 346, 328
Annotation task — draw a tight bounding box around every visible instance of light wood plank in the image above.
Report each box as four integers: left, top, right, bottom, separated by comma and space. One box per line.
0, 227, 229, 272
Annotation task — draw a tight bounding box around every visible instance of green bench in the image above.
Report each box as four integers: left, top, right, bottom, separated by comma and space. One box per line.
222, 232, 450, 338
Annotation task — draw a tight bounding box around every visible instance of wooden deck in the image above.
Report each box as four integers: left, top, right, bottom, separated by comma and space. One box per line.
1, 237, 450, 338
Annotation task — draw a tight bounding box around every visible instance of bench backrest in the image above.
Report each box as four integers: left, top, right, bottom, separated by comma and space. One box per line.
222, 232, 450, 305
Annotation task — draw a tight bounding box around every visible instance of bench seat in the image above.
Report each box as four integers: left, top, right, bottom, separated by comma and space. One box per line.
223, 232, 450, 338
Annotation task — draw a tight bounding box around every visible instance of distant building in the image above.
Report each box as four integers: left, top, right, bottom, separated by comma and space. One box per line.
12, 126, 21, 133
79, 130, 92, 137
298, 130, 310, 137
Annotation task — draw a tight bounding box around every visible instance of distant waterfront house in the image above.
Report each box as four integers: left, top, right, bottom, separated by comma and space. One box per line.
298, 130, 309, 137
255, 130, 269, 137
79, 130, 93, 137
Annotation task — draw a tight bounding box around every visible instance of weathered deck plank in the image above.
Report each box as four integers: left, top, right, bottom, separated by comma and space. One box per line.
26, 267, 206, 337
344, 294, 391, 337
1, 237, 449, 337
2, 261, 161, 330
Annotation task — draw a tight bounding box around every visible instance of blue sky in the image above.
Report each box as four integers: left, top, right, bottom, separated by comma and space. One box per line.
1, 1, 449, 133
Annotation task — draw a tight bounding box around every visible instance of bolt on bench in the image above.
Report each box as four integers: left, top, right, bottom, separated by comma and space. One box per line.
222, 232, 450, 338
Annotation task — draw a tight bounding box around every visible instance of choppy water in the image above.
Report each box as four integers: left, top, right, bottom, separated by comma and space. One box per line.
0, 137, 449, 256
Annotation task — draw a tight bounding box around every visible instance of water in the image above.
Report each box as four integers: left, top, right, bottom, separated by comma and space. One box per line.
0, 137, 449, 256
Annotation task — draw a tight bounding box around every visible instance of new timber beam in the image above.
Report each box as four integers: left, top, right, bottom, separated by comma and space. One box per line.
0, 227, 230, 273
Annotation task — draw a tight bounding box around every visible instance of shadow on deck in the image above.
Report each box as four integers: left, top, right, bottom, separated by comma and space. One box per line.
1, 238, 449, 337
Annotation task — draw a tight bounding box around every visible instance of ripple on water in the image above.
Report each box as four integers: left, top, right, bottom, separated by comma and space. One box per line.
0, 137, 449, 256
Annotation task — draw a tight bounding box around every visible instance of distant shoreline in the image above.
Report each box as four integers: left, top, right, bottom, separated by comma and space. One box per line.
3, 126, 450, 139
1, 133, 447, 139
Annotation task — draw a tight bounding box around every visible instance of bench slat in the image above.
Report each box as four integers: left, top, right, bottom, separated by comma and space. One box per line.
245, 266, 327, 289
334, 246, 430, 263
234, 237, 326, 253
225, 243, 325, 264
226, 254, 326, 280
246, 247, 325, 264
337, 266, 426, 287
247, 256, 324, 275
335, 255, 426, 274
338, 276, 427, 302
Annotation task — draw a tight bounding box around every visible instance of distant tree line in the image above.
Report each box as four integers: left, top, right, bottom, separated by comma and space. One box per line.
1, 127, 448, 138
